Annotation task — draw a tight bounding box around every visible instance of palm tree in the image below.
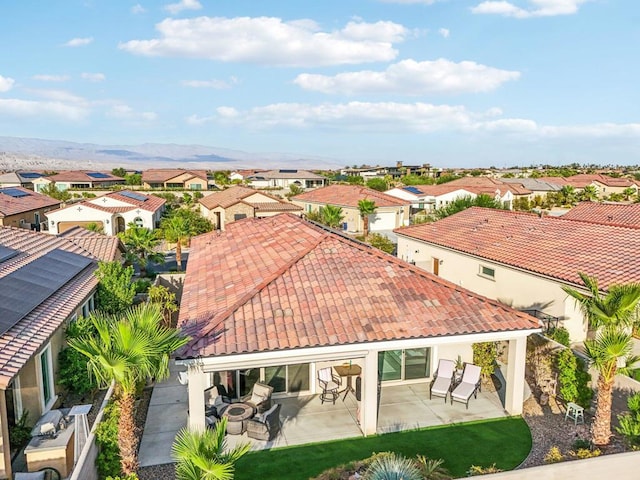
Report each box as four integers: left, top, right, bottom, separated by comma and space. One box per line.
562, 274, 640, 446
172, 418, 250, 480
161, 212, 198, 272
358, 199, 377, 239
320, 204, 344, 229
69, 303, 189, 475
118, 225, 164, 277
580, 185, 599, 202
559, 185, 577, 205
623, 187, 636, 201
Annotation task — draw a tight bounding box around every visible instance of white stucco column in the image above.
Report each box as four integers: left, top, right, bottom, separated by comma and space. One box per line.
187, 366, 207, 431
361, 350, 379, 436
504, 336, 527, 415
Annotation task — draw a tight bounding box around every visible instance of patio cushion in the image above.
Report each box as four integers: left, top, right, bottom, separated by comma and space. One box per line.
15, 473, 46, 480
450, 382, 476, 401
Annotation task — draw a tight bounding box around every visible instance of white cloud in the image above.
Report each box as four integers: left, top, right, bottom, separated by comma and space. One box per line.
131, 3, 146, 14
81, 72, 106, 82
32, 74, 70, 82
64, 37, 94, 47
119, 17, 405, 66
471, 0, 588, 18
293, 59, 520, 95
107, 104, 157, 121
26, 88, 87, 104
181, 78, 236, 89
164, 0, 202, 14
0, 98, 88, 121
0, 75, 15, 92
438, 28, 450, 38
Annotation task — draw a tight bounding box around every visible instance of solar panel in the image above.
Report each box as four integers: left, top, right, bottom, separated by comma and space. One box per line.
19, 172, 43, 179
0, 246, 18, 263
0, 188, 30, 198
403, 186, 423, 195
0, 249, 92, 336
119, 191, 148, 202
86, 172, 110, 179
278, 169, 298, 174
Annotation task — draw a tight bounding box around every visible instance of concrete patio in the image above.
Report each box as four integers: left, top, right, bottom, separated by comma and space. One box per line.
139, 365, 508, 467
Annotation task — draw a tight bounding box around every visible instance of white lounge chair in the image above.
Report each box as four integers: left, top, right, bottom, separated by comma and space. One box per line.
450, 363, 482, 409
429, 359, 455, 401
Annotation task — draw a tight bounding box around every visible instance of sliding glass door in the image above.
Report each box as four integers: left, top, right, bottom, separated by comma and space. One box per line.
378, 348, 431, 382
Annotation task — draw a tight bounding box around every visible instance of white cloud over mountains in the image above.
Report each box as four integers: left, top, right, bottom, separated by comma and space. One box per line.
472, 0, 588, 18
119, 17, 406, 66
294, 59, 520, 95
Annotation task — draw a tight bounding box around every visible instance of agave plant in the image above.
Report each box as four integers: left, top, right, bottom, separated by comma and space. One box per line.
362, 452, 422, 480
416, 455, 451, 480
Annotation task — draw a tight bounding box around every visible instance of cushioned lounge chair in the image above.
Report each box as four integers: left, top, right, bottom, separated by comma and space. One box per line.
242, 382, 274, 414
247, 403, 282, 441
429, 359, 455, 401
450, 363, 482, 409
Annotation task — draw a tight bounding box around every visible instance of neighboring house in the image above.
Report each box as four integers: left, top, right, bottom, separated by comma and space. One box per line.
33, 171, 124, 192
292, 184, 411, 234
441, 177, 531, 209
394, 207, 639, 343
229, 169, 266, 182
0, 187, 61, 231
45, 190, 166, 235
175, 214, 539, 435
142, 169, 209, 190
500, 178, 562, 199
0, 171, 44, 190
553, 174, 638, 198
340, 166, 388, 179
246, 169, 326, 190
560, 202, 640, 228
385, 184, 498, 213
198, 185, 302, 230
0, 227, 120, 479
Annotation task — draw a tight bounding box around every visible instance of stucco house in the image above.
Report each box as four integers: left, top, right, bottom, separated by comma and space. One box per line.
33, 171, 124, 192
142, 169, 209, 190
246, 169, 326, 190
198, 185, 302, 230
440, 177, 531, 210
175, 214, 539, 435
292, 184, 411, 234
0, 226, 120, 479
385, 184, 505, 214
0, 187, 61, 231
45, 190, 166, 235
561, 202, 640, 228
564, 174, 638, 198
0, 171, 44, 190
394, 207, 639, 343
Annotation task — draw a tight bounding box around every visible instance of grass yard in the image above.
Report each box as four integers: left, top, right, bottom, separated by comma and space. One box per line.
235, 417, 531, 479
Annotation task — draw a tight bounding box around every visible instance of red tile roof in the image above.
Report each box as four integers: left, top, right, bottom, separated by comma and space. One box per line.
565, 174, 636, 188
560, 202, 640, 228
105, 190, 166, 212
177, 214, 538, 358
48, 170, 124, 183
395, 207, 640, 290
0, 226, 119, 387
199, 186, 281, 210
142, 169, 208, 183
293, 185, 411, 208
50, 190, 165, 215
253, 202, 302, 212
0, 187, 61, 217
444, 177, 532, 196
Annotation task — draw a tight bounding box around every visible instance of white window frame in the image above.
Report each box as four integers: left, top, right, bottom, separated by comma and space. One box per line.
478, 264, 496, 280
37, 344, 57, 412
13, 376, 23, 420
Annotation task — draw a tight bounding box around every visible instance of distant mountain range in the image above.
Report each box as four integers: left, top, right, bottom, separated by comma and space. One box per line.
0, 136, 345, 171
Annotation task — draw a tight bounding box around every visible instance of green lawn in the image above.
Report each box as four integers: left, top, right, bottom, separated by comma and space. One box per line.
235, 417, 531, 479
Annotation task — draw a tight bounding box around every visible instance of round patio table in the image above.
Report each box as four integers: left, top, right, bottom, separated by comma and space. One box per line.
223, 403, 254, 435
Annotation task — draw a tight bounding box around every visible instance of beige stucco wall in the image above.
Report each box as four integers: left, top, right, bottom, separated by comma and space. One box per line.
0, 207, 56, 228
293, 202, 408, 234
396, 236, 587, 342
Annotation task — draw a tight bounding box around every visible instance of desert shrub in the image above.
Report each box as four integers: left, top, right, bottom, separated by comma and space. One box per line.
617, 392, 640, 449
572, 438, 591, 450
368, 233, 395, 254
467, 463, 503, 476
106, 475, 139, 480
133, 278, 152, 294
569, 448, 601, 459
544, 446, 564, 464
547, 326, 570, 347
96, 402, 121, 479
9, 410, 31, 448
362, 452, 422, 480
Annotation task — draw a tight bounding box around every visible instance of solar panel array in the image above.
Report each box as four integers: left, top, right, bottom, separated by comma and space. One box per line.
278, 169, 298, 174
19, 172, 43, 179
0, 246, 18, 263
86, 172, 110, 179
403, 186, 423, 195
119, 191, 148, 202
0, 188, 30, 198
0, 249, 92, 336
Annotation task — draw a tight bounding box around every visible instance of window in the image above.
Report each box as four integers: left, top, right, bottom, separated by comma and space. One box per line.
234, 213, 247, 221
189, 183, 202, 190
479, 265, 495, 279
38, 344, 56, 411
82, 302, 89, 318
378, 348, 431, 382
265, 363, 310, 393
212, 364, 311, 399
133, 216, 144, 228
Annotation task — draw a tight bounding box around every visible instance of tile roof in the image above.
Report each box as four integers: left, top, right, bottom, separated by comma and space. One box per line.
248, 169, 325, 180
177, 214, 538, 359
49, 190, 165, 216
293, 184, 411, 208
501, 178, 563, 192
59, 227, 124, 260
142, 169, 208, 183
444, 177, 532, 196
560, 202, 640, 228
0, 187, 61, 217
0, 226, 119, 387
48, 170, 124, 182
199, 186, 278, 209
253, 202, 302, 212
395, 207, 640, 290
565, 174, 636, 188
104, 190, 166, 212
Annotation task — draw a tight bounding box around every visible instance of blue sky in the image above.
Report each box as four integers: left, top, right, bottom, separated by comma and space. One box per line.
1, 0, 638, 167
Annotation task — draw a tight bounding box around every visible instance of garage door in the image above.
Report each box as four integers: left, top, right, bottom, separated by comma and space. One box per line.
369, 212, 396, 231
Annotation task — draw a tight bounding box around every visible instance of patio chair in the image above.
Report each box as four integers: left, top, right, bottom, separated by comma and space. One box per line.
317, 367, 341, 404
242, 382, 274, 414
247, 403, 282, 441
15, 467, 61, 480
429, 358, 455, 401
450, 363, 482, 409
204, 385, 231, 418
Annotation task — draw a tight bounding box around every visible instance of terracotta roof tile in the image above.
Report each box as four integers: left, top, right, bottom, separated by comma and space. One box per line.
395, 207, 640, 290
0, 187, 61, 217
106, 190, 166, 212
444, 177, 531, 195
293, 184, 411, 208
142, 169, 207, 183
48, 170, 124, 182
177, 214, 538, 358
198, 185, 288, 210
252, 202, 302, 212
561, 203, 640, 228
565, 174, 636, 188
248, 169, 325, 180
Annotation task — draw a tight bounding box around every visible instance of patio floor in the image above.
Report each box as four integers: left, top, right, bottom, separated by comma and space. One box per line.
139, 367, 508, 467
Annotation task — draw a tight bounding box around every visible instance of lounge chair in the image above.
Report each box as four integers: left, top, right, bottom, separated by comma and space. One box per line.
450, 363, 482, 409
242, 382, 274, 414
317, 367, 341, 404
247, 403, 282, 441
429, 359, 455, 401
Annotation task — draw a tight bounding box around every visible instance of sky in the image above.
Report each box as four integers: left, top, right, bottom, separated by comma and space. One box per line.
1, 0, 639, 168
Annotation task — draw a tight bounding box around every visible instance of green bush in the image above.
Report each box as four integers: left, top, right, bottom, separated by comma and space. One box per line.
9, 410, 31, 448
368, 233, 395, 254
472, 342, 498, 380
58, 347, 97, 395
555, 348, 593, 408
106, 475, 139, 480
467, 463, 503, 476
547, 326, 570, 347
617, 392, 640, 449
133, 278, 152, 294
96, 402, 122, 479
